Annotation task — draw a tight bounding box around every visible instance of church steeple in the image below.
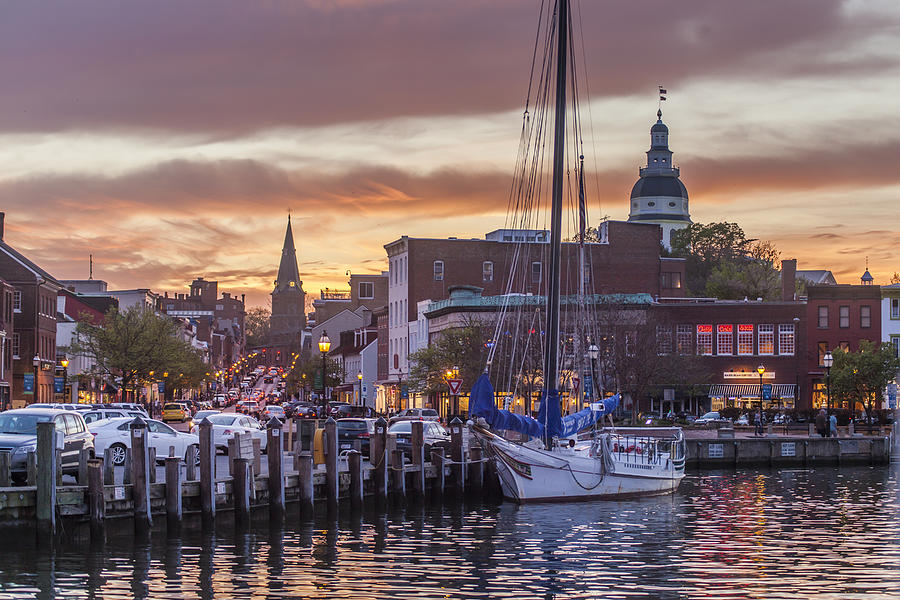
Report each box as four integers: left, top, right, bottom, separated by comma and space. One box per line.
275, 215, 302, 292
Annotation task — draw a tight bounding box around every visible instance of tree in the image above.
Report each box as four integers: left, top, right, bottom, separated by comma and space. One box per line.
892, 272, 900, 285
829, 340, 900, 422
704, 240, 781, 301
408, 321, 492, 397
68, 305, 197, 402
245, 306, 271, 348
283, 356, 342, 399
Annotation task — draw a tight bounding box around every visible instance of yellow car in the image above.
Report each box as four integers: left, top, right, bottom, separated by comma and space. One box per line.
162, 402, 190, 423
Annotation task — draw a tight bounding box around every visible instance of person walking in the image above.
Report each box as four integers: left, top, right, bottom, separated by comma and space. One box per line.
815, 409, 827, 438
830, 412, 838, 438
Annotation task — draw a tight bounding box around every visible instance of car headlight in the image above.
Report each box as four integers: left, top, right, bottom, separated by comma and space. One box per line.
14, 444, 36, 455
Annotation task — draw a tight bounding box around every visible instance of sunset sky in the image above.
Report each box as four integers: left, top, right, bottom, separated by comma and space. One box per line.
1, 0, 898, 308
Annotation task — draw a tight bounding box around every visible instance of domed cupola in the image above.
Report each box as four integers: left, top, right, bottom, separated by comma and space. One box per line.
627, 108, 692, 249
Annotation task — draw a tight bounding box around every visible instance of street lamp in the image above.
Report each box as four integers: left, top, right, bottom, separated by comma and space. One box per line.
318, 331, 331, 416
60, 357, 69, 402
756, 364, 766, 437
587, 343, 599, 403
823, 350, 833, 436
357, 371, 363, 407
32, 354, 40, 404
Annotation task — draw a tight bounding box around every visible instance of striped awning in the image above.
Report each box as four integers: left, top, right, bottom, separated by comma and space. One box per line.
708, 384, 796, 399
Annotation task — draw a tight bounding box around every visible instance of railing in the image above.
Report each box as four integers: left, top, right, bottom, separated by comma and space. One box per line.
598, 428, 685, 469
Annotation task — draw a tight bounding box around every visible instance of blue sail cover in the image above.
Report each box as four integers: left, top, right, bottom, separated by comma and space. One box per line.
469, 373, 619, 440
469, 373, 543, 438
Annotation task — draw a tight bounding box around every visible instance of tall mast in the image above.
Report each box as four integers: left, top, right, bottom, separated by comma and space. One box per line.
542, 0, 568, 405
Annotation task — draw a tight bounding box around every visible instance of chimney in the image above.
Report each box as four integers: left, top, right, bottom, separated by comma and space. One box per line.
0, 212, 4, 241
782, 259, 797, 301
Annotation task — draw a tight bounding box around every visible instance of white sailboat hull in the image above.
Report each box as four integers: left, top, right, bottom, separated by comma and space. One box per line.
473, 426, 685, 503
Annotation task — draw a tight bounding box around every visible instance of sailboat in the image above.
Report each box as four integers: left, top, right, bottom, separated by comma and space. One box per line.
468, 0, 685, 503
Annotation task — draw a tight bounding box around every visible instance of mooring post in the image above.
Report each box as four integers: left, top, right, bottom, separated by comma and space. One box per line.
286, 418, 293, 453
348, 450, 363, 511
266, 417, 285, 518
165, 455, 182, 527
148, 447, 157, 484
228, 436, 237, 477
431, 447, 445, 499
0, 451, 10, 487
186, 445, 198, 482
55, 449, 63, 486
468, 445, 484, 495
252, 438, 262, 477
324, 418, 339, 509
77, 447, 90, 486
26, 450, 36, 487
233, 457, 251, 526
391, 448, 406, 503
130, 415, 152, 530
297, 452, 314, 516
372, 417, 388, 504
102, 448, 115, 485
199, 417, 216, 521
410, 421, 425, 498
450, 417, 465, 495
36, 421, 57, 537
123, 448, 132, 485
87, 458, 104, 537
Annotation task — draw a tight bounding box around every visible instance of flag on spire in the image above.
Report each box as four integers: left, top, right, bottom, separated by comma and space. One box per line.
659, 85, 667, 101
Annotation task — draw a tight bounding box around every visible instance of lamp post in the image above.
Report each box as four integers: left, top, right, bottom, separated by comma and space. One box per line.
32, 354, 40, 404
823, 350, 833, 437
357, 371, 363, 407
756, 364, 766, 437
60, 357, 69, 402
318, 331, 331, 417
587, 343, 599, 404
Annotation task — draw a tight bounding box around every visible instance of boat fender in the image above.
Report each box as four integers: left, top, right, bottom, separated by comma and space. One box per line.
569, 439, 575, 448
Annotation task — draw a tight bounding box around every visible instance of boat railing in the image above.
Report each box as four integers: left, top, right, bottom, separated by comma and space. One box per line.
597, 428, 685, 468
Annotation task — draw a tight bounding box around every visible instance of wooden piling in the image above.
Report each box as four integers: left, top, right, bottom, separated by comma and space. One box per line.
266, 418, 285, 517
0, 451, 10, 487
165, 456, 182, 526
87, 458, 104, 537
372, 418, 388, 504
430, 448, 445, 498
468, 446, 483, 494
26, 451, 36, 487
123, 448, 132, 485
77, 447, 90, 486
233, 458, 251, 525
391, 449, 406, 503
228, 436, 237, 476
198, 417, 216, 521
348, 450, 363, 510
36, 421, 57, 536
252, 438, 262, 476
324, 418, 338, 509
186, 446, 198, 482
297, 453, 314, 516
55, 449, 63, 486
410, 422, 425, 498
285, 418, 293, 453
130, 417, 152, 530
102, 448, 115, 485
450, 417, 465, 495
148, 447, 157, 484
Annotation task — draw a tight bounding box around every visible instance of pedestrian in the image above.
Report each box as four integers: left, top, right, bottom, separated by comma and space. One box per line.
830, 413, 838, 438
755, 411, 764, 437
815, 409, 827, 438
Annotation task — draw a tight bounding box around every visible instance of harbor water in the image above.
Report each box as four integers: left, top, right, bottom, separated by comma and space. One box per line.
1, 465, 899, 599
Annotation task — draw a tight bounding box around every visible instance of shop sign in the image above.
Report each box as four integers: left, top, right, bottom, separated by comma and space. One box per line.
723, 371, 775, 380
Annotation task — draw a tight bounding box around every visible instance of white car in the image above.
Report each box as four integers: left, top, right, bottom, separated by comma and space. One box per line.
189, 413, 267, 454
89, 417, 200, 466
695, 411, 727, 425
81, 408, 145, 425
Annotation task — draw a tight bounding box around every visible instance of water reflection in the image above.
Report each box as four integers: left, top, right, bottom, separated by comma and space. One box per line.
0, 466, 899, 598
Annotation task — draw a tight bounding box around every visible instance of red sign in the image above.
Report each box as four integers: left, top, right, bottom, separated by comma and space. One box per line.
697, 324, 713, 333
447, 379, 463, 395
738, 324, 754, 332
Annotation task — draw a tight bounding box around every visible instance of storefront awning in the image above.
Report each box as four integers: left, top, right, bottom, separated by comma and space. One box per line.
334, 384, 355, 392
708, 384, 796, 399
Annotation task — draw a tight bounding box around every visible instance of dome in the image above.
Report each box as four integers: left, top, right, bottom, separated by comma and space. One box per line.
651, 121, 669, 134
630, 175, 688, 200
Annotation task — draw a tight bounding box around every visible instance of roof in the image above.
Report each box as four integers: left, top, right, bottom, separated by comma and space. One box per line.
630, 175, 688, 200
0, 240, 62, 286
274, 216, 302, 292
796, 270, 837, 285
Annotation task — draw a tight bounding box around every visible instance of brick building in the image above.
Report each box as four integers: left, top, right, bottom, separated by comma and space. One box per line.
0, 213, 63, 406
0, 278, 13, 409
313, 272, 388, 326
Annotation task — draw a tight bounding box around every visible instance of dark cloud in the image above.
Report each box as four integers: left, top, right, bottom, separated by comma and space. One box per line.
0, 0, 893, 134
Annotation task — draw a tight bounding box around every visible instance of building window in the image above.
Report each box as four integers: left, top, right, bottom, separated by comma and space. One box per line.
758, 324, 775, 355
737, 324, 753, 355
660, 272, 682, 289
891, 298, 900, 320
13, 290, 21, 312
817, 306, 828, 328
817, 342, 828, 366
583, 264, 590, 286
657, 326, 672, 355
359, 282, 374, 299
531, 262, 542, 284
839, 341, 850, 352
778, 324, 795, 355
483, 262, 493, 283
676, 325, 692, 355
716, 324, 733, 355
891, 336, 900, 359
839, 306, 849, 328
433, 261, 444, 281
860, 305, 871, 328
11, 333, 19, 359
696, 325, 713, 355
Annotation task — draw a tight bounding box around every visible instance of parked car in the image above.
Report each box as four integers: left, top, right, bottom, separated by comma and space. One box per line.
237, 401, 260, 419
212, 394, 228, 408
285, 401, 316, 419
0, 408, 94, 484
327, 401, 350, 418
337, 418, 375, 457
162, 403, 191, 423
108, 403, 149, 415
81, 408, 145, 425
89, 417, 199, 466
189, 413, 267, 454
735, 414, 750, 426
189, 410, 221, 430
389, 408, 440, 425
695, 411, 727, 425
388, 420, 451, 459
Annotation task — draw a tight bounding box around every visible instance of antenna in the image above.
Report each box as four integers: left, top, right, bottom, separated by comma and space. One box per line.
89, 254, 93, 280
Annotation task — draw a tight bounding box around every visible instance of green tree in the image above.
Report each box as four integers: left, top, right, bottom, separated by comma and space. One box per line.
408, 321, 492, 397
68, 305, 199, 402
891, 272, 900, 285
245, 306, 271, 348
829, 340, 900, 422
283, 356, 342, 399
